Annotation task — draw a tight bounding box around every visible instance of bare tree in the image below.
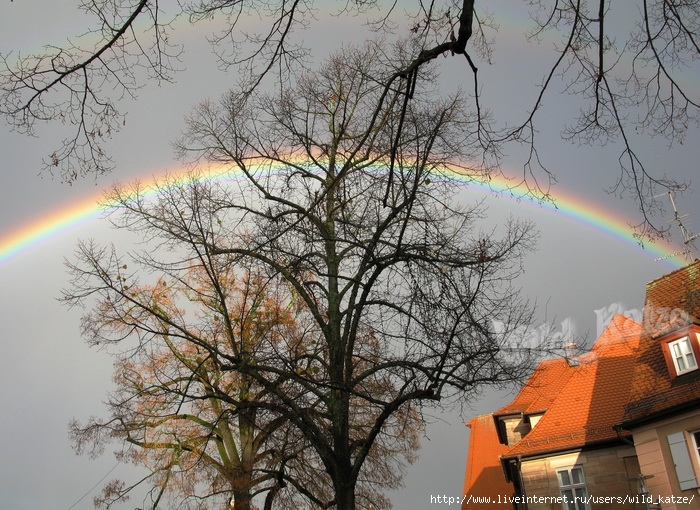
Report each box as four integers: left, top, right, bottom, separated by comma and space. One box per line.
2, 0, 699, 236
63, 42, 541, 510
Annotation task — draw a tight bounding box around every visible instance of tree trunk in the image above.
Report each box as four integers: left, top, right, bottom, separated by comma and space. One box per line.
333, 457, 356, 510
232, 489, 252, 510
335, 482, 356, 510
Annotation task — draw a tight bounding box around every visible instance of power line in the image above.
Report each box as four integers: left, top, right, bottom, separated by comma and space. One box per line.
66, 461, 120, 510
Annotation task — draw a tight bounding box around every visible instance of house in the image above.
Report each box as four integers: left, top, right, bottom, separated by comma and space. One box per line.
617, 262, 700, 506
462, 261, 700, 510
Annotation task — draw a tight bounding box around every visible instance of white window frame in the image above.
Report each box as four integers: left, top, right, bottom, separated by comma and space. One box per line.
557, 465, 589, 510
668, 336, 698, 375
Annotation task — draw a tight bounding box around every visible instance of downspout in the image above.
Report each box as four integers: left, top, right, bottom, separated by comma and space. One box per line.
504, 455, 528, 510
614, 425, 635, 446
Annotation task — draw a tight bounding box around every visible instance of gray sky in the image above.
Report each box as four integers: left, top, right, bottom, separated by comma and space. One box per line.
1, 2, 699, 509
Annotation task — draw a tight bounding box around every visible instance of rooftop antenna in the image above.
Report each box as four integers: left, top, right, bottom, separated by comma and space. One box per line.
663, 191, 700, 262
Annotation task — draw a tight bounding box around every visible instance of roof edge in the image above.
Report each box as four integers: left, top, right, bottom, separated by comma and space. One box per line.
645, 260, 700, 288
500, 435, 629, 463
619, 397, 700, 430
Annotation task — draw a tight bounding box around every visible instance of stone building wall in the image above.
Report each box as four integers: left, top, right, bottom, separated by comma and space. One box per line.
519, 446, 645, 510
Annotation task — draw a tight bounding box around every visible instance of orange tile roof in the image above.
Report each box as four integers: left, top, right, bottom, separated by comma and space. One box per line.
462, 415, 514, 509
493, 357, 574, 417
462, 262, 700, 505
503, 314, 642, 458
620, 260, 700, 426
641, 261, 700, 338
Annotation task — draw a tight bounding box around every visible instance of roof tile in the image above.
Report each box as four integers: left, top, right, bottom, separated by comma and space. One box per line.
462, 415, 514, 509
493, 358, 573, 416
621, 260, 700, 425
504, 314, 641, 458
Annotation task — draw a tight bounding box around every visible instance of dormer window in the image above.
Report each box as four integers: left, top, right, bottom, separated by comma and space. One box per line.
669, 337, 697, 375
658, 325, 700, 379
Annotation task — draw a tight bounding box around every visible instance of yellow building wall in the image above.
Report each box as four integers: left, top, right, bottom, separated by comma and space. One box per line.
519, 445, 645, 510
631, 409, 700, 510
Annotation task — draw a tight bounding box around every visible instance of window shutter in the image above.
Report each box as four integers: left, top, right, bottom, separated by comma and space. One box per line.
667, 432, 698, 491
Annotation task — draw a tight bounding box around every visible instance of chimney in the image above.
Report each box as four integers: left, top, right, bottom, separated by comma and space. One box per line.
563, 342, 579, 367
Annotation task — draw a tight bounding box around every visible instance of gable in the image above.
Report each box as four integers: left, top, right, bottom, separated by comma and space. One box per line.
462, 415, 514, 509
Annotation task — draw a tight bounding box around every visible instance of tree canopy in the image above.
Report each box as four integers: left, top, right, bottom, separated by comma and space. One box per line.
67, 259, 420, 510
2, 0, 700, 238
62, 42, 542, 510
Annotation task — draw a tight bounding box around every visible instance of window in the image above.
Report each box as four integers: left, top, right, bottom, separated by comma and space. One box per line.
659, 328, 700, 378
667, 432, 699, 490
688, 430, 700, 476
668, 336, 698, 375
557, 466, 589, 510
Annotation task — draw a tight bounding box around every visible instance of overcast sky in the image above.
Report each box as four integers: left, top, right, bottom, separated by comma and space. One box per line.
1, 2, 699, 510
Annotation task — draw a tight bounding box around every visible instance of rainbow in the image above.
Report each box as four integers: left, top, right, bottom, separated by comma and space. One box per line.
0, 162, 689, 269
